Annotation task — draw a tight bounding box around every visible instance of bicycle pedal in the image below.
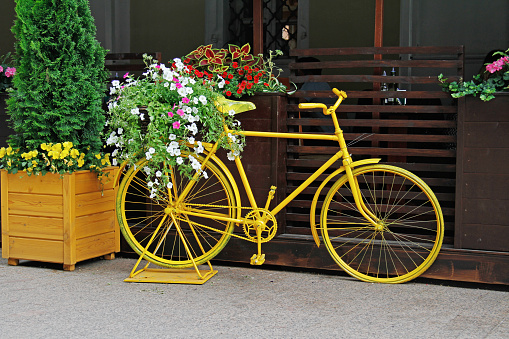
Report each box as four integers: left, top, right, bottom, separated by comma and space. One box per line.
250, 254, 265, 265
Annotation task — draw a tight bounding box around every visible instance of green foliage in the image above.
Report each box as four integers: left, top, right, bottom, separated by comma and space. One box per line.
6, 0, 108, 158
438, 48, 509, 102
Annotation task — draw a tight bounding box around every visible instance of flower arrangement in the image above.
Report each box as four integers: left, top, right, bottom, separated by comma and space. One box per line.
0, 142, 110, 175
439, 48, 509, 101
0, 53, 16, 92
105, 55, 245, 199
181, 43, 286, 98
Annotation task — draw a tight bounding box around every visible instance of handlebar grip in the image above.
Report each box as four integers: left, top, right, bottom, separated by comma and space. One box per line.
332, 88, 347, 99
298, 103, 328, 110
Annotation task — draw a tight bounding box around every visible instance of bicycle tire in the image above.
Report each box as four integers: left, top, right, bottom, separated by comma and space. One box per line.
117, 155, 237, 268
320, 164, 444, 283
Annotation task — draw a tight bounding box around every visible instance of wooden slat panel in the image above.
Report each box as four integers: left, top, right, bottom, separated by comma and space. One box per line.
8, 193, 63, 218
458, 224, 509, 252
290, 74, 458, 84
290, 46, 464, 56
75, 189, 115, 217
7, 172, 63, 195
8, 237, 63, 263
462, 173, 509, 200
76, 232, 116, 262
463, 122, 509, 148
289, 59, 462, 70
7, 215, 64, 240
76, 210, 116, 240
75, 167, 117, 194
463, 148, 509, 174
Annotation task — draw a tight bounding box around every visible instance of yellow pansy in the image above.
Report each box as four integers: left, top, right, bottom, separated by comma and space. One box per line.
60, 149, 69, 159
6, 146, 13, 156
95, 153, 101, 160
0, 147, 5, 158
63, 141, 73, 149
70, 149, 80, 159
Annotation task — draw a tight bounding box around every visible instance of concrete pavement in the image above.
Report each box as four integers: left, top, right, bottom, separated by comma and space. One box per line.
0, 256, 508, 338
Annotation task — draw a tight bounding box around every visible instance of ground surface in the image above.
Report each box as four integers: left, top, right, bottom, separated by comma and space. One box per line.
0, 256, 508, 338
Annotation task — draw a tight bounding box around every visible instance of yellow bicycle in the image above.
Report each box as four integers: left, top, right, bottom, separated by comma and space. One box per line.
116, 88, 444, 284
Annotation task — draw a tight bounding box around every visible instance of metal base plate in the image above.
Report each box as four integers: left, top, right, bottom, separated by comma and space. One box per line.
124, 268, 218, 285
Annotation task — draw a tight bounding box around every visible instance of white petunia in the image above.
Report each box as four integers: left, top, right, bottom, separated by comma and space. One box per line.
177, 87, 187, 97
169, 134, 176, 140
176, 157, 184, 165
199, 95, 207, 104
147, 181, 154, 187
188, 136, 195, 144
117, 128, 123, 134
156, 170, 162, 177
227, 151, 235, 161
131, 107, 140, 115
111, 80, 120, 87
167, 182, 173, 189
149, 147, 156, 154
229, 109, 235, 116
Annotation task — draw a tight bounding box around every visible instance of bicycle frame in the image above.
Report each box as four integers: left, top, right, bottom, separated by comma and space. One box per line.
174, 90, 383, 258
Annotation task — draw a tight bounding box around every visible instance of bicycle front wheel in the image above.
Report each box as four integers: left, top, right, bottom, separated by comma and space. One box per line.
117, 155, 238, 268
321, 165, 444, 283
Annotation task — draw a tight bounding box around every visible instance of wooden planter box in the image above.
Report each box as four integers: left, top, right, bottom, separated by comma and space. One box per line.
456, 93, 509, 251
1, 167, 120, 270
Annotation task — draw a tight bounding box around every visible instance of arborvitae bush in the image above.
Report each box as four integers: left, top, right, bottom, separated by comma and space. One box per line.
7, 0, 107, 155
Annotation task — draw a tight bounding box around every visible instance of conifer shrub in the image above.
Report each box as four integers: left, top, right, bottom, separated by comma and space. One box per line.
2, 0, 110, 174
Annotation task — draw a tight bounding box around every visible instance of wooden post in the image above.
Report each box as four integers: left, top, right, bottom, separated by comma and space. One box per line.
253, 0, 263, 55
372, 0, 384, 146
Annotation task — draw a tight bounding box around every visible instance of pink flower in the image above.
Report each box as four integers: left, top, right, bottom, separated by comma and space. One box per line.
123, 72, 129, 79
486, 56, 509, 73
175, 83, 182, 89
155, 64, 161, 69
168, 111, 173, 117
5, 67, 16, 77
173, 121, 180, 129
182, 97, 190, 104
0, 66, 3, 73
176, 109, 184, 117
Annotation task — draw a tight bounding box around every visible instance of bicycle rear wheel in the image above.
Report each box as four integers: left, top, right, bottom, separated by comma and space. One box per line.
117, 155, 238, 268
321, 165, 443, 283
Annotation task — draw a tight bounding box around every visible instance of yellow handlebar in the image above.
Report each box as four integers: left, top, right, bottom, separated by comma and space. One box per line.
298, 88, 347, 115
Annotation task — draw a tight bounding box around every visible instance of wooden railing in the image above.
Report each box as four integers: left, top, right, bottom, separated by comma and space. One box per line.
286, 46, 464, 247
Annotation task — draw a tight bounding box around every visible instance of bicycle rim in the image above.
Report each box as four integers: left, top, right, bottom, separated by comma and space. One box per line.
321, 165, 444, 283
117, 156, 237, 268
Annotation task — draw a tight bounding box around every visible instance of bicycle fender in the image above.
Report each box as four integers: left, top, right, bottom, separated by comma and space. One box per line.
310, 158, 381, 247
113, 161, 129, 188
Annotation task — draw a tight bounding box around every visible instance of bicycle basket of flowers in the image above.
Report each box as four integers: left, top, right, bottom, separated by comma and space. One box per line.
105, 55, 248, 199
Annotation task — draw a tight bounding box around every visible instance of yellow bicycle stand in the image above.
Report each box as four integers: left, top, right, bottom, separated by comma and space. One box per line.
124, 255, 217, 285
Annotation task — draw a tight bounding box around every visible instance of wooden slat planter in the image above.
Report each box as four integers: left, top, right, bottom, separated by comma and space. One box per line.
1, 167, 120, 270
456, 93, 509, 251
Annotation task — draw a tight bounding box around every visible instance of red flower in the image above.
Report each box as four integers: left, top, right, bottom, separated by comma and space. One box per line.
264, 82, 269, 86
246, 83, 253, 89
184, 58, 191, 63
254, 67, 259, 72
238, 70, 244, 76
228, 73, 233, 79
225, 80, 230, 84
247, 75, 253, 80
226, 90, 232, 96
244, 65, 249, 70
232, 62, 239, 68
237, 89, 243, 94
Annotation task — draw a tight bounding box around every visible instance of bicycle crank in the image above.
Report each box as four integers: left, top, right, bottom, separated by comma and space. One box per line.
243, 208, 277, 243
